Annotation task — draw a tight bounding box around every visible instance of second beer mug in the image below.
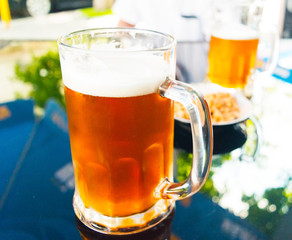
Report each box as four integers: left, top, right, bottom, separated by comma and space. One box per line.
58, 28, 213, 234
207, 0, 279, 90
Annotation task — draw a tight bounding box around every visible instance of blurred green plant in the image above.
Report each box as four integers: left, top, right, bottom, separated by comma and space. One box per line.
242, 177, 292, 237
176, 151, 223, 201
80, 7, 112, 18
176, 151, 292, 238
14, 50, 65, 109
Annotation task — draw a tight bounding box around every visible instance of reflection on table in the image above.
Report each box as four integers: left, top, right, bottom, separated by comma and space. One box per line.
75, 210, 175, 240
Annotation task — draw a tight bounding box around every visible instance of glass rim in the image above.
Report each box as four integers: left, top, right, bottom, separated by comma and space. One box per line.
57, 27, 176, 53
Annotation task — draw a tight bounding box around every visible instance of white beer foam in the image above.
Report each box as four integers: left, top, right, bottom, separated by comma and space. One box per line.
61, 54, 171, 98
212, 25, 259, 40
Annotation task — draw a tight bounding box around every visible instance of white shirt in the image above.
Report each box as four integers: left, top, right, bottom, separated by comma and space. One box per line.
112, 0, 214, 42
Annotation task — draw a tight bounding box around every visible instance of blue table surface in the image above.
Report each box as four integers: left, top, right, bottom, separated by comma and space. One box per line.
1, 70, 292, 240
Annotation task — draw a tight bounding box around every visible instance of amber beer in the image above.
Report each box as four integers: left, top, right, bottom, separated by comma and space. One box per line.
65, 86, 174, 218
208, 28, 259, 89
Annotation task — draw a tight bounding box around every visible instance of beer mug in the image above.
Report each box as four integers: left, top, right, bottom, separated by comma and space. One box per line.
207, 0, 279, 90
58, 28, 213, 234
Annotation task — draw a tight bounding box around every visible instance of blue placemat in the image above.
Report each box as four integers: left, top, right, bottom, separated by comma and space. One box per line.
0, 99, 78, 240
273, 50, 292, 84
0, 99, 36, 198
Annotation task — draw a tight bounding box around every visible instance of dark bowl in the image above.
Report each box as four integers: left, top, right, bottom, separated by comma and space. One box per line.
174, 119, 248, 154
174, 83, 253, 155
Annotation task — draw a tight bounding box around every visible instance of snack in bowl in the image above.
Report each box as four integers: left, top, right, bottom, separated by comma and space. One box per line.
204, 92, 241, 123
174, 83, 253, 154
174, 92, 241, 124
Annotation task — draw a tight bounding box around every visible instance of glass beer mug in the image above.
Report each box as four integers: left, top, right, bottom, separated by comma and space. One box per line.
207, 0, 279, 90
58, 28, 213, 234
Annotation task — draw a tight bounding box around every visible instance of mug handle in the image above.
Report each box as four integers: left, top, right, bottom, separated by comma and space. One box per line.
155, 77, 213, 200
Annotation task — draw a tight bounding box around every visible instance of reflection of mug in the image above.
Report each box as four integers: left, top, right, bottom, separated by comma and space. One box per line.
207, 0, 278, 89
75, 210, 175, 240
58, 28, 213, 234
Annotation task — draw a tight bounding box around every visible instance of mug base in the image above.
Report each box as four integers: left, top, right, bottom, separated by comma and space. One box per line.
73, 194, 175, 235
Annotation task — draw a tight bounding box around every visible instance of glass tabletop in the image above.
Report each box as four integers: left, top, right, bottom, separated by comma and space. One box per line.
1, 44, 292, 239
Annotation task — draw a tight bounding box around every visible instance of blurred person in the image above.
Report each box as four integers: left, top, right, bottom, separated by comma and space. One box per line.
113, 0, 214, 41
112, 0, 214, 83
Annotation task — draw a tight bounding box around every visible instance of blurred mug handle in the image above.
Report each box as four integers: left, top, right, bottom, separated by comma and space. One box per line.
239, 115, 263, 162
256, 22, 280, 75
248, 0, 280, 74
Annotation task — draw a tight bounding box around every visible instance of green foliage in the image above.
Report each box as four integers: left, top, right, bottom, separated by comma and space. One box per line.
176, 151, 292, 238
14, 50, 65, 109
176, 151, 192, 182
242, 188, 288, 237
80, 7, 112, 18
241, 176, 292, 238
176, 151, 222, 200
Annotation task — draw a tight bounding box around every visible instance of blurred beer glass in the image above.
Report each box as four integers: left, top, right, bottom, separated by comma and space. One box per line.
58, 28, 213, 234
207, 0, 279, 91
